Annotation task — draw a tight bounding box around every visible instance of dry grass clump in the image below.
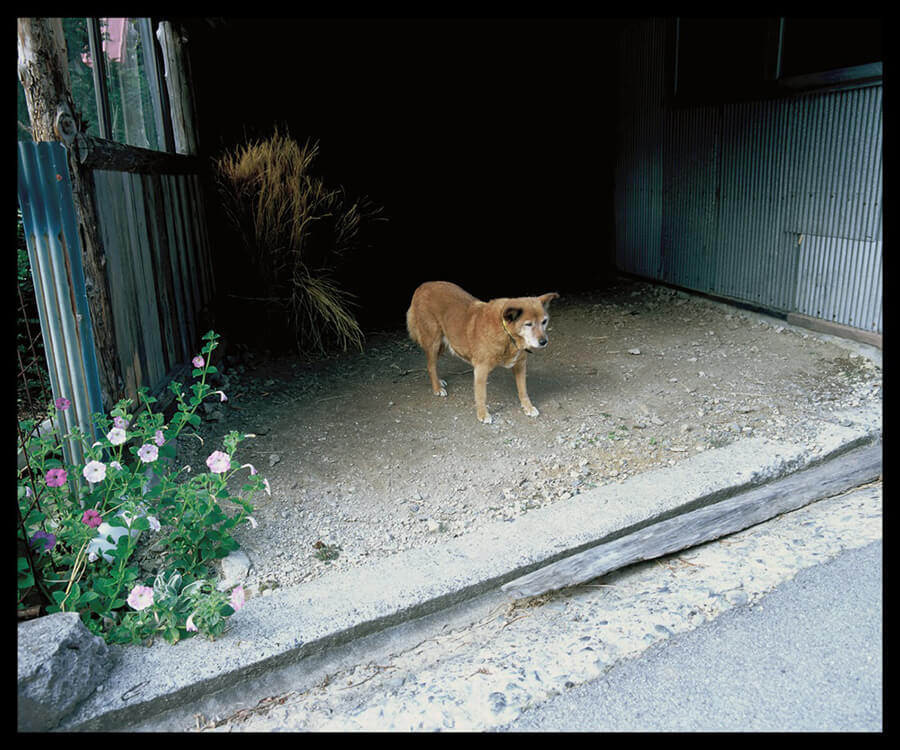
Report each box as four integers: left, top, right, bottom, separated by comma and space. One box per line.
215, 130, 379, 354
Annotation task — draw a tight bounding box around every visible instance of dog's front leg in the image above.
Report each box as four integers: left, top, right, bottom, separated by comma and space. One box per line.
473, 363, 492, 424
513, 358, 539, 417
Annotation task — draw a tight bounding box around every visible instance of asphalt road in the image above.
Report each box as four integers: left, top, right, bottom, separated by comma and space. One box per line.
495, 539, 883, 732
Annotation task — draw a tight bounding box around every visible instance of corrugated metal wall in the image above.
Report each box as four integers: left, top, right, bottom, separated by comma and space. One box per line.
17, 141, 105, 465
92, 169, 215, 403
17, 139, 216, 424
615, 19, 883, 335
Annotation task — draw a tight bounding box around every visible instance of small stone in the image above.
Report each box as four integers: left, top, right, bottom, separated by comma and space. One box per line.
628, 348, 641, 355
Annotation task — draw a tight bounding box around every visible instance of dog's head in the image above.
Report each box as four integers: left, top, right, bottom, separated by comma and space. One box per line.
502, 292, 560, 350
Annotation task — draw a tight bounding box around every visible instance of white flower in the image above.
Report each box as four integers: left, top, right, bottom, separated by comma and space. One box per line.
107, 427, 127, 446
247, 516, 258, 529
83, 460, 107, 484
138, 443, 159, 463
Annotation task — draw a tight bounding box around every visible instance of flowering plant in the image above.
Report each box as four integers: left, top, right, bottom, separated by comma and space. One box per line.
17, 331, 268, 645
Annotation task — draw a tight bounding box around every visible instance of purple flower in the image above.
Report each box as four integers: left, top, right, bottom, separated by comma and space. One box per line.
113, 416, 129, 429
83, 460, 107, 484
192, 355, 205, 369
81, 508, 102, 528
29, 530, 56, 554
137, 443, 159, 464
44, 467, 67, 487
126, 585, 154, 611
154, 429, 165, 446
206, 450, 231, 474
55, 397, 70, 411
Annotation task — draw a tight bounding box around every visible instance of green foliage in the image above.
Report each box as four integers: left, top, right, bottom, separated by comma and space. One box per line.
17, 331, 264, 645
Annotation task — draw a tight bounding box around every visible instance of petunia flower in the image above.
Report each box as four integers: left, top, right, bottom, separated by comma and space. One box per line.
45, 467, 67, 487
29, 530, 56, 554
81, 508, 102, 528
215, 390, 228, 402
113, 416, 129, 429
138, 443, 159, 463
230, 585, 245, 612
192, 355, 205, 369
126, 585, 154, 611
55, 397, 70, 411
206, 450, 231, 474
154, 429, 165, 446
185, 613, 198, 632
83, 460, 107, 484
107, 427, 127, 446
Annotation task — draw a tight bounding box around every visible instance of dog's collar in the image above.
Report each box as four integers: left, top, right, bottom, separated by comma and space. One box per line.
501, 316, 532, 354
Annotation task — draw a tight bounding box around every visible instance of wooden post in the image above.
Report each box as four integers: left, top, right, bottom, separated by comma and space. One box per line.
155, 21, 198, 156
17, 17, 124, 410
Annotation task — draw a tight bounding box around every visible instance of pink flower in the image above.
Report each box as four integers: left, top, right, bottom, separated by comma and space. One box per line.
81, 508, 102, 528
185, 613, 198, 632
137, 443, 159, 463
192, 355, 205, 369
154, 429, 165, 446
45, 467, 67, 487
107, 427, 127, 445
82, 460, 107, 484
113, 416, 129, 429
126, 585, 154, 611
216, 390, 228, 402
230, 585, 245, 612
206, 450, 231, 474
55, 397, 70, 411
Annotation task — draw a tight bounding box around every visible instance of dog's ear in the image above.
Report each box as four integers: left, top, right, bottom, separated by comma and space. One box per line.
503, 306, 523, 323
539, 292, 560, 307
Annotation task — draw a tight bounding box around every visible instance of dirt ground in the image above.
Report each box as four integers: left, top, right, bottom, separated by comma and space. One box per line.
172, 278, 882, 597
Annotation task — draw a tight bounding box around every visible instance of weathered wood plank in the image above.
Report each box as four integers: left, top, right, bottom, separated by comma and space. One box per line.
502, 442, 882, 600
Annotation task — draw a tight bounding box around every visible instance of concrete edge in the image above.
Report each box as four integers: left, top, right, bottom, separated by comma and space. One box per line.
59, 415, 881, 732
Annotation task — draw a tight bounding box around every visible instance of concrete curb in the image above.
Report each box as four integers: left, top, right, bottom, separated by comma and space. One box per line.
59, 412, 880, 732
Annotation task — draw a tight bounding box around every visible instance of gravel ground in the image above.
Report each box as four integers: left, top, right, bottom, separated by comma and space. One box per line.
162, 279, 882, 599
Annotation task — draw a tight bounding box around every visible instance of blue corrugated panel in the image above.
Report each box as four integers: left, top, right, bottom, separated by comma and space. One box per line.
614, 19, 883, 335
17, 141, 105, 467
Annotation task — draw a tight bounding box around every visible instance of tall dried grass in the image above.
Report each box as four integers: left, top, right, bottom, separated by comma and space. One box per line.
215, 130, 377, 354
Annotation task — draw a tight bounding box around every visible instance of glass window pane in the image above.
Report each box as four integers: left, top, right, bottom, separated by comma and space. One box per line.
100, 18, 160, 149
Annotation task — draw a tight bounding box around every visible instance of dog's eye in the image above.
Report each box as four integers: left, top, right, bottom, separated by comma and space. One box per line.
542, 318, 548, 326
524, 321, 533, 327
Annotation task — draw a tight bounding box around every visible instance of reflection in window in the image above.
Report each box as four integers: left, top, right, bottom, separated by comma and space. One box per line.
77, 18, 161, 150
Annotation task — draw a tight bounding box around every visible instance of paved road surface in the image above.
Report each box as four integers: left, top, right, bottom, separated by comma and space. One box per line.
137, 481, 882, 732
495, 538, 882, 732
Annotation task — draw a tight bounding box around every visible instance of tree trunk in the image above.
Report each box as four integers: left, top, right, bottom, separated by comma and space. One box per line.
17, 17, 123, 410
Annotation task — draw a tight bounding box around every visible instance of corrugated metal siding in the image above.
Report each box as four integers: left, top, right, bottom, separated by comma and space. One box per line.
615, 18, 883, 335
17, 141, 105, 466
92, 168, 215, 403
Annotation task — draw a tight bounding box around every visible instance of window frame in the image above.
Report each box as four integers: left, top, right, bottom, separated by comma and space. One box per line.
84, 16, 175, 153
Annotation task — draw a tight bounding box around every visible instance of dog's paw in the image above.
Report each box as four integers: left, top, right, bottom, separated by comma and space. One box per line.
478, 412, 493, 425
434, 387, 448, 397
523, 405, 540, 417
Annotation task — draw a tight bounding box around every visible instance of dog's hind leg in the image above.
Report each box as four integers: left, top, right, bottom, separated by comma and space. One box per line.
426, 340, 447, 397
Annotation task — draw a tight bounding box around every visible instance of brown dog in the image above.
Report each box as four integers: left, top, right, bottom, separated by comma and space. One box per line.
406, 281, 559, 424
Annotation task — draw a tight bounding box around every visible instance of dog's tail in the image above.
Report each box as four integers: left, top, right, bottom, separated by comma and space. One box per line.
406, 304, 421, 346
